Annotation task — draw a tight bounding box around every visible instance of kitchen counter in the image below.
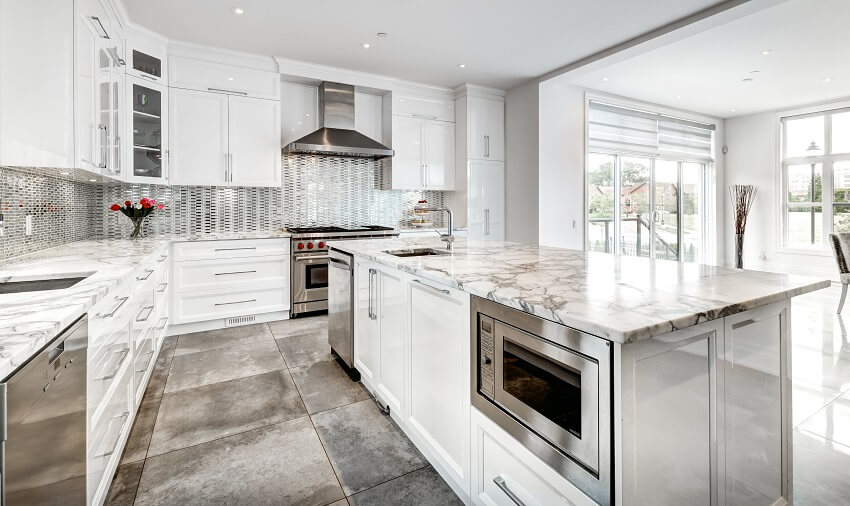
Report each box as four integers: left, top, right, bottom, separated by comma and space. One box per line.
329, 236, 830, 343
0, 231, 291, 380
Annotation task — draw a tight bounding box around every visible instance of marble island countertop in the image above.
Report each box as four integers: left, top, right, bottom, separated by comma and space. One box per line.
329, 236, 831, 344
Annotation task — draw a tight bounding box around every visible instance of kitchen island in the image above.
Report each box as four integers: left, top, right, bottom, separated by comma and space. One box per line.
329, 236, 829, 506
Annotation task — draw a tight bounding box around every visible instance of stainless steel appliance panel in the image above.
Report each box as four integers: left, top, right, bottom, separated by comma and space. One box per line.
328, 249, 354, 368
2, 314, 88, 505
292, 252, 330, 315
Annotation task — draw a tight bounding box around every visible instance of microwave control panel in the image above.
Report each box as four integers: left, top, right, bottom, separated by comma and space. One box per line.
478, 314, 495, 399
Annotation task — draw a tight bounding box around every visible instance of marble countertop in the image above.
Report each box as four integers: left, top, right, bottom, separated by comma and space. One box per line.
328, 237, 831, 344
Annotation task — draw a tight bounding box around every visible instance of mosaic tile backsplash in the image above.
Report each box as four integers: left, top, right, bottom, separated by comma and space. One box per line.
2, 154, 444, 259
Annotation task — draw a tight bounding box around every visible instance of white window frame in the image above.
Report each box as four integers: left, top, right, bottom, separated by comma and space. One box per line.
779, 106, 850, 254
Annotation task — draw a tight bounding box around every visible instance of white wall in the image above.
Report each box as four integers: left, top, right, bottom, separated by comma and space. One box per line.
538, 82, 586, 250
504, 80, 540, 244
725, 111, 836, 279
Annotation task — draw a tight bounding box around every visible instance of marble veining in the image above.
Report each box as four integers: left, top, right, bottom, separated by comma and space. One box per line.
329, 237, 831, 344
0, 231, 292, 380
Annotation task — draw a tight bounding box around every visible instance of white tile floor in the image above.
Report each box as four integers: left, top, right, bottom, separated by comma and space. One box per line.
791, 283, 850, 505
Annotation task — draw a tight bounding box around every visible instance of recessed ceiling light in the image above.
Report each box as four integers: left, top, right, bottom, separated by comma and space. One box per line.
675, 95, 682, 100
305, 113, 310, 117
824, 77, 835, 83
742, 77, 754, 82
377, 32, 388, 38
761, 50, 772, 55
232, 7, 244, 14
227, 77, 234, 81
457, 64, 467, 69
730, 108, 737, 112
361, 43, 371, 49
601, 77, 609, 82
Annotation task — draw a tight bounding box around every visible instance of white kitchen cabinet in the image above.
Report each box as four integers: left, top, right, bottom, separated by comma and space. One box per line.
169, 56, 279, 100
126, 78, 169, 184
355, 92, 384, 142
169, 91, 280, 187
169, 88, 229, 186
126, 34, 167, 83
355, 261, 380, 386
468, 97, 504, 161
281, 82, 319, 146
392, 94, 454, 122
389, 116, 455, 190
467, 160, 505, 240
407, 277, 470, 495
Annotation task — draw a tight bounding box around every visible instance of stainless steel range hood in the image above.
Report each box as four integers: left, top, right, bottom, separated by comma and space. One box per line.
282, 82, 394, 159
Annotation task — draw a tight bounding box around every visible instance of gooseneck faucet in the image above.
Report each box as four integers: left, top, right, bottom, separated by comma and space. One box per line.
422, 207, 454, 250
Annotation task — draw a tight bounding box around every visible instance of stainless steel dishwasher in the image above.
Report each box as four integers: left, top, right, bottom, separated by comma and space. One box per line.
328, 248, 359, 380
1, 314, 88, 505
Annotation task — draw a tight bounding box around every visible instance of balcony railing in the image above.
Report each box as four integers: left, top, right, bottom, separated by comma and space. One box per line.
589, 215, 678, 260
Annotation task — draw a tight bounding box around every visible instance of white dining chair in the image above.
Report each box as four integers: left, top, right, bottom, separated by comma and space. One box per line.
829, 233, 850, 313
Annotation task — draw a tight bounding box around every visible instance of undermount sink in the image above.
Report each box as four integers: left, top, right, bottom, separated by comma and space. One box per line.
0, 274, 92, 295
384, 248, 452, 258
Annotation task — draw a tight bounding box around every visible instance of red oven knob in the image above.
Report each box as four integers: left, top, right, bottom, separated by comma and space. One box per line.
318, 242, 325, 248
307, 243, 314, 249
297, 243, 304, 250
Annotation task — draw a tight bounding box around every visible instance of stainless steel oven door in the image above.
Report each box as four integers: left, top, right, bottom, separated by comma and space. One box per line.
493, 320, 601, 473
292, 252, 329, 305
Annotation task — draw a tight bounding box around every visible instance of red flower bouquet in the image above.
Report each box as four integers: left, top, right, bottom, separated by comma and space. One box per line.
109, 198, 165, 238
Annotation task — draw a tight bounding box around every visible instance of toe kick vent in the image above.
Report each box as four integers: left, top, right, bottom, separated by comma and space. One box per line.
225, 315, 257, 327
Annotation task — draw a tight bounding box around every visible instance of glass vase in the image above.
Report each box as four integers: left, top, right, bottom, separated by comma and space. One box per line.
735, 233, 744, 269
130, 218, 145, 238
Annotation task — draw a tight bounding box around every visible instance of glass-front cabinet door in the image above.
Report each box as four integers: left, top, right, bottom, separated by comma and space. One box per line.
126, 78, 168, 184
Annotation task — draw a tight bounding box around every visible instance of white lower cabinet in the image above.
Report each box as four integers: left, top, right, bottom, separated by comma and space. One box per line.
354, 261, 380, 386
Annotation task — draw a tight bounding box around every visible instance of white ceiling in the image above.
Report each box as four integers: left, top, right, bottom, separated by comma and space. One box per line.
121, 0, 727, 90
567, 0, 850, 119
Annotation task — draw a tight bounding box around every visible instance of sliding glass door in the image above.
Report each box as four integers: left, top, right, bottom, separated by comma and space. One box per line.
587, 154, 706, 263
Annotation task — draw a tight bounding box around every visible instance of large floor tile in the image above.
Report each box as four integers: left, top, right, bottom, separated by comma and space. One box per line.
290, 360, 371, 414
794, 429, 850, 505
174, 323, 273, 356
312, 399, 428, 496
119, 394, 162, 464
164, 339, 286, 393
349, 466, 461, 506
791, 345, 850, 392
144, 338, 178, 398
277, 330, 334, 367
134, 417, 345, 506
792, 380, 843, 427
799, 389, 850, 447
105, 460, 144, 506
269, 315, 328, 339
148, 370, 306, 457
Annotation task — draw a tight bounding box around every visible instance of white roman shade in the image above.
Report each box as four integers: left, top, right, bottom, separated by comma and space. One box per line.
588, 101, 715, 161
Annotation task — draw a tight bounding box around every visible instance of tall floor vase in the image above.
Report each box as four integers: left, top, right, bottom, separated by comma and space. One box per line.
735, 233, 744, 269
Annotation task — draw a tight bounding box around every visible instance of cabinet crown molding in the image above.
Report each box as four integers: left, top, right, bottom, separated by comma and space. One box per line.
453, 83, 506, 101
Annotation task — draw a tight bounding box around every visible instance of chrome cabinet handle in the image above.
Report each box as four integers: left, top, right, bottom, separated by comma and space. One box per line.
485, 209, 490, 236
214, 270, 256, 276
485, 135, 490, 158
138, 74, 158, 82
137, 269, 154, 281
214, 247, 256, 251
94, 412, 130, 458
411, 113, 438, 120
156, 282, 168, 293
135, 350, 156, 373
493, 476, 526, 506
224, 153, 229, 183
156, 316, 168, 330
106, 46, 124, 66
215, 299, 256, 306
115, 135, 121, 174
104, 296, 129, 317
368, 268, 377, 320
98, 125, 108, 168
208, 88, 248, 96
96, 348, 129, 381
229, 154, 234, 183
136, 305, 155, 322
412, 279, 450, 296
90, 16, 110, 39
157, 254, 168, 262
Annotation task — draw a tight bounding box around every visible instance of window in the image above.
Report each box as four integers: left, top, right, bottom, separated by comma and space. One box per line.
782, 108, 850, 248
586, 101, 711, 263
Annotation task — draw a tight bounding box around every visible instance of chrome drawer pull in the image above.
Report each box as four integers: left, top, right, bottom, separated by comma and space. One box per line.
208, 87, 248, 96
493, 476, 526, 506
215, 299, 256, 306
104, 296, 129, 317
156, 282, 168, 293
94, 412, 130, 458
214, 247, 256, 251
412, 279, 450, 295
90, 16, 110, 39
136, 305, 155, 322
157, 254, 168, 262
96, 348, 129, 381
214, 270, 256, 276
137, 269, 154, 281
157, 317, 168, 330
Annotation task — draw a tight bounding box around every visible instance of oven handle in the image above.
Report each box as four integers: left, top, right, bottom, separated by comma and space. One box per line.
493, 476, 526, 506
294, 255, 330, 261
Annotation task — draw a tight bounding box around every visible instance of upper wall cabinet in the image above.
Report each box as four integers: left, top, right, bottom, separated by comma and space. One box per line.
467, 97, 504, 161
170, 56, 279, 100
389, 116, 455, 191
392, 94, 454, 122
126, 35, 167, 84
126, 78, 169, 184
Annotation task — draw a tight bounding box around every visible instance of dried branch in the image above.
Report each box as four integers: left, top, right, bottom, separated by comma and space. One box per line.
729, 185, 758, 236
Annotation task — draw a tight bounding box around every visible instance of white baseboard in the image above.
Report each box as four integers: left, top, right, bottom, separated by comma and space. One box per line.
165, 310, 290, 336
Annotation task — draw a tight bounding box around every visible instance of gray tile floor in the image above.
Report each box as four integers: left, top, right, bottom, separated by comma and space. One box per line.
106, 315, 462, 506
108, 285, 850, 505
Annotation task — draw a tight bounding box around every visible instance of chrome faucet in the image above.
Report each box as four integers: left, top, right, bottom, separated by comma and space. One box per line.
422, 207, 454, 250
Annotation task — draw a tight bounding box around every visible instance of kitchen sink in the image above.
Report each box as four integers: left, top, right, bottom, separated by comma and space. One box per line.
384, 248, 452, 258
0, 274, 92, 295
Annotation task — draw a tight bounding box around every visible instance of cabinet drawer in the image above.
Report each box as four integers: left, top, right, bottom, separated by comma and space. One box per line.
133, 334, 155, 399
392, 94, 454, 122
173, 255, 287, 292
130, 277, 156, 352
173, 239, 289, 262
87, 365, 131, 499
169, 56, 279, 100
172, 286, 287, 324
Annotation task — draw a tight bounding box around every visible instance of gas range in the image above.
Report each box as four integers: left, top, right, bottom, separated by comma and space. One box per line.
287, 225, 398, 316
